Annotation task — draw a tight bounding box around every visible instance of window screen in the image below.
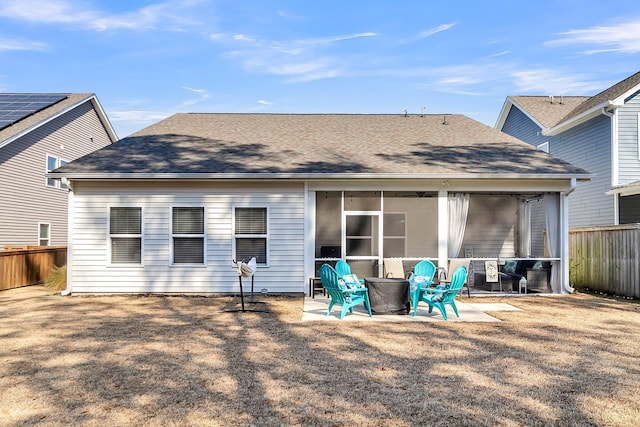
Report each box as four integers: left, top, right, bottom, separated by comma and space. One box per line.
235, 207, 267, 264
172, 207, 205, 264
39, 223, 50, 246
109, 207, 142, 264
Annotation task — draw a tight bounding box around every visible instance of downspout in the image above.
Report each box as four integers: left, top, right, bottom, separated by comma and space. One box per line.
602, 107, 619, 224
560, 177, 576, 293
60, 178, 73, 296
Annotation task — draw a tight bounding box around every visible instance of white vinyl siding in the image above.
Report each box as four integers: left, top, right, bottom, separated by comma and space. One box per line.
171, 206, 205, 265
0, 100, 113, 246
69, 181, 304, 293
617, 94, 640, 183
109, 207, 143, 265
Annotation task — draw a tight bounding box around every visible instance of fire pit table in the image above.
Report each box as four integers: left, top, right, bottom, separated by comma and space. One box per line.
364, 277, 411, 314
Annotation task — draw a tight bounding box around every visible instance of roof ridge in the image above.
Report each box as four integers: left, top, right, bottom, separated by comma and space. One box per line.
556, 70, 640, 125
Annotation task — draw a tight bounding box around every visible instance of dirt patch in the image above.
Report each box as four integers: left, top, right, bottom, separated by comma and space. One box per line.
1, 286, 639, 426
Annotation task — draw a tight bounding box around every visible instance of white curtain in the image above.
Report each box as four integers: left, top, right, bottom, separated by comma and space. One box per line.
448, 193, 470, 257
544, 193, 561, 293
518, 199, 531, 258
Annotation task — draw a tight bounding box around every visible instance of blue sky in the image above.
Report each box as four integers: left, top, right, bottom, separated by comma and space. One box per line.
1, 0, 640, 138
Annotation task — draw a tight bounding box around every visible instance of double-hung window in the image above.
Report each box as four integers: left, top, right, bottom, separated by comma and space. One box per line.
109, 207, 142, 265
39, 223, 51, 246
46, 155, 68, 189
172, 207, 205, 265
234, 207, 268, 264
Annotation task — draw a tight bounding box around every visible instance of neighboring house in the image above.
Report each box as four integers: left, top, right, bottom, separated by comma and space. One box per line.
48, 113, 591, 295
0, 93, 117, 247
496, 70, 640, 229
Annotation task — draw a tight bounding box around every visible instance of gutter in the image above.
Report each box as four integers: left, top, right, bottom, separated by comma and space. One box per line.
600, 107, 618, 188
47, 171, 595, 182
543, 100, 615, 136
565, 177, 577, 196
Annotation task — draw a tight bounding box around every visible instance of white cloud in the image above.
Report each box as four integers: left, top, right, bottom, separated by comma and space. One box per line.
233, 34, 255, 42
0, 37, 46, 51
258, 100, 273, 105
108, 109, 173, 137
214, 31, 375, 82
109, 109, 170, 122
178, 86, 211, 107
181, 86, 206, 93
546, 19, 640, 54
0, 0, 205, 32
485, 50, 510, 58
510, 69, 605, 94
415, 23, 456, 40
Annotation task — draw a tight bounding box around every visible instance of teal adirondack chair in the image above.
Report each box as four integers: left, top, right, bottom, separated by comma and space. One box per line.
409, 259, 437, 317
416, 265, 468, 320
335, 259, 365, 286
320, 264, 372, 319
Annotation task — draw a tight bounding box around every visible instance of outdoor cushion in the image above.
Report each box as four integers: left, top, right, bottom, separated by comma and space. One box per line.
503, 260, 517, 274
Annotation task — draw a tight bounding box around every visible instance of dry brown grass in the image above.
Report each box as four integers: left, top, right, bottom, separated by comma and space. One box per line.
1, 286, 639, 426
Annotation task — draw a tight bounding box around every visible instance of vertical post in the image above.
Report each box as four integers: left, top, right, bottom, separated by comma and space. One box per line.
304, 183, 316, 296
437, 190, 448, 270
560, 191, 572, 294
63, 182, 74, 295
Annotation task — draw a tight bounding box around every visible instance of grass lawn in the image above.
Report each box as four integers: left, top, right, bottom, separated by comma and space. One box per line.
1, 286, 639, 426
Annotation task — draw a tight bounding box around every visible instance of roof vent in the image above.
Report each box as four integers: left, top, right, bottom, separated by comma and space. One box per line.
403, 108, 408, 117
421, 105, 426, 117
549, 95, 554, 104
442, 115, 448, 125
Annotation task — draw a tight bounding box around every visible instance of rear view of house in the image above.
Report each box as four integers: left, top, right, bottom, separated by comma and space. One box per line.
0, 93, 117, 248
49, 113, 591, 295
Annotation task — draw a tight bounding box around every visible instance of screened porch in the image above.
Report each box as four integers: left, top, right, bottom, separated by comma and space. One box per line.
312, 190, 561, 294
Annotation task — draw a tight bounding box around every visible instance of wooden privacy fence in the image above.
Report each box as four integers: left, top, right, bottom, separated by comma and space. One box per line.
569, 224, 640, 298
0, 246, 67, 291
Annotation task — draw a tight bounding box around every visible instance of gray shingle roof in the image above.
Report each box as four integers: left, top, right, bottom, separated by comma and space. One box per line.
506, 70, 640, 131
53, 113, 590, 178
559, 70, 640, 123
508, 96, 589, 128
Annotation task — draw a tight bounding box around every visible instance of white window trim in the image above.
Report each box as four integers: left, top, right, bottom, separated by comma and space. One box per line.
637, 113, 640, 160
170, 206, 207, 266
107, 205, 144, 267
46, 154, 69, 189
232, 205, 270, 267
38, 222, 51, 246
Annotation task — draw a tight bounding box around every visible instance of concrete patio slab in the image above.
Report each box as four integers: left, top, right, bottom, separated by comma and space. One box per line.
302, 297, 519, 322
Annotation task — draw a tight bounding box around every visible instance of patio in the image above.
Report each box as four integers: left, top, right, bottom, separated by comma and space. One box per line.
302, 296, 521, 322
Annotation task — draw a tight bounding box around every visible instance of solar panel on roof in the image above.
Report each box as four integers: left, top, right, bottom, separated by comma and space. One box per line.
0, 93, 68, 131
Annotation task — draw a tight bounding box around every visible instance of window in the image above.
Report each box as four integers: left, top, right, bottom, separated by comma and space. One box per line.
46, 155, 68, 189
234, 207, 268, 264
109, 207, 142, 265
383, 213, 406, 257
38, 223, 51, 246
537, 141, 549, 153
172, 207, 205, 264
